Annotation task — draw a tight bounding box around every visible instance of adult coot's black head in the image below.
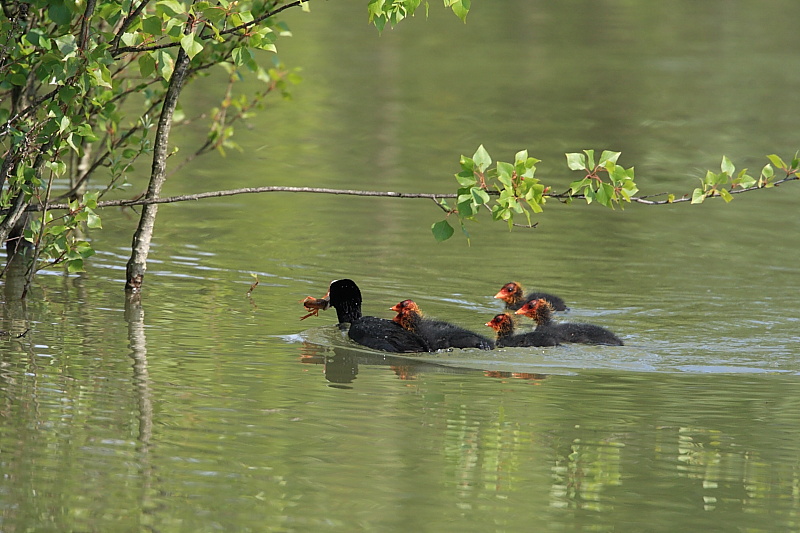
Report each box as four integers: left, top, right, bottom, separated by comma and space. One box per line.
326, 279, 363, 324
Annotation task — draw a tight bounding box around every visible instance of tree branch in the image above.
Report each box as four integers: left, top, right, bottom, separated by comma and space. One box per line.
553, 174, 799, 205
22, 174, 798, 213
110, 0, 152, 51
78, 0, 97, 50
112, 0, 312, 56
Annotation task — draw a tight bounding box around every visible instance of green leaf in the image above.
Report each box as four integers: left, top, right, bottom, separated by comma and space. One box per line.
737, 174, 757, 189
719, 188, 733, 203
180, 33, 203, 59
142, 16, 163, 36
75, 241, 96, 259
155, 50, 175, 79
75, 123, 98, 142
471, 187, 490, 205
431, 220, 454, 242
595, 182, 614, 207
584, 149, 596, 169
48, 3, 73, 26
473, 145, 491, 173
232, 46, 254, 66
766, 154, 786, 169
157, 0, 186, 17
57, 86, 75, 105
53, 35, 78, 58
450, 0, 470, 21
761, 164, 773, 179
454, 170, 476, 187
459, 155, 475, 173
138, 54, 156, 78
491, 204, 507, 222
599, 150, 621, 167
66, 258, 85, 273
82, 191, 99, 209
496, 161, 514, 187
45, 160, 67, 177
691, 188, 706, 204
91, 64, 113, 88
457, 197, 477, 217
721, 155, 735, 176
86, 209, 102, 229
123, 30, 144, 47
58, 115, 71, 134
24, 29, 51, 49
621, 181, 639, 199
569, 178, 590, 195
566, 152, 586, 171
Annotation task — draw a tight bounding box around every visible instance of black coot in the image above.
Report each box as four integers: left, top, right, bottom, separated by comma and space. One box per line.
326, 279, 430, 353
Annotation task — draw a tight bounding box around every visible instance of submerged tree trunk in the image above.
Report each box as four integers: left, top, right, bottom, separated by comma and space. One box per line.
125, 47, 191, 293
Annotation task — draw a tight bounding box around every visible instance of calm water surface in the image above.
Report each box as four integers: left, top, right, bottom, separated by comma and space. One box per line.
2, 2, 800, 532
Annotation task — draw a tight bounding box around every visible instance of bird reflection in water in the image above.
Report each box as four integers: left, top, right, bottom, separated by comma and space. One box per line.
298, 342, 548, 385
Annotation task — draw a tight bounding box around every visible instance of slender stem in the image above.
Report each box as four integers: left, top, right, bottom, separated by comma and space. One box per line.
21, 164, 56, 298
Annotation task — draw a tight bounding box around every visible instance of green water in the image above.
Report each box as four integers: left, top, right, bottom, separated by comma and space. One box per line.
2, 2, 800, 531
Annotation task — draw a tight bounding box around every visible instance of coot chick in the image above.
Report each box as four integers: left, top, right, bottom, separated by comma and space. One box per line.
485, 313, 561, 347
326, 279, 430, 353
494, 281, 568, 312
390, 299, 494, 350
516, 299, 623, 346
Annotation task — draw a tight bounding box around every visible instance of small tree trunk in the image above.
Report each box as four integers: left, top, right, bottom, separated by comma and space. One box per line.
125, 47, 191, 293
0, 193, 31, 254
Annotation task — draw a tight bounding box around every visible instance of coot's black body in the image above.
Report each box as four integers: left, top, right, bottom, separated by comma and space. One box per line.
327, 279, 430, 353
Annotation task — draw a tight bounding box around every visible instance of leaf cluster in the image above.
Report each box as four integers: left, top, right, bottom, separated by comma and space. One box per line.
0, 0, 302, 277
368, 0, 470, 31
432, 145, 545, 242
432, 146, 800, 242
566, 150, 638, 207
689, 153, 800, 204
